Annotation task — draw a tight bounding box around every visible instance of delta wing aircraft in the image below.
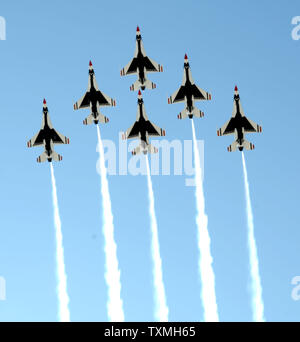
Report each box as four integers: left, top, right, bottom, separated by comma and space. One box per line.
74, 61, 116, 125
27, 99, 70, 162
120, 26, 163, 91
217, 86, 262, 151
168, 54, 211, 119
122, 90, 165, 155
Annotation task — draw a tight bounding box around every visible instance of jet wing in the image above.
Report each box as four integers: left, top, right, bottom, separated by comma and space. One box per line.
74, 92, 90, 110
242, 117, 262, 133
74, 90, 115, 109
50, 129, 70, 145
125, 122, 140, 139
217, 118, 236, 136
191, 84, 212, 101
88, 75, 116, 106
96, 91, 116, 107
143, 56, 163, 73
27, 130, 45, 147
121, 58, 139, 76
124, 106, 149, 139
145, 120, 165, 137
168, 86, 186, 104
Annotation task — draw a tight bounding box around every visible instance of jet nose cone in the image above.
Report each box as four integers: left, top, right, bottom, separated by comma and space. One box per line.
136, 26, 140, 32
235, 85, 238, 91
89, 60, 93, 67
184, 54, 188, 60
138, 90, 142, 96
43, 98, 46, 104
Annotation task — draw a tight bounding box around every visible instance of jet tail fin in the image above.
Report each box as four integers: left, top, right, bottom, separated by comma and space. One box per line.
131, 144, 158, 155
37, 151, 62, 163
177, 107, 204, 120
227, 140, 255, 152
130, 79, 156, 91
83, 113, 109, 125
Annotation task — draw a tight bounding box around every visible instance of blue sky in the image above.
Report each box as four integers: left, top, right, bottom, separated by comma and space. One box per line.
0, 0, 300, 321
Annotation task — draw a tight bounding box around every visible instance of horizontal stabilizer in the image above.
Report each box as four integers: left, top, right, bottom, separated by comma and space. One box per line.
37, 151, 62, 163
177, 107, 204, 120
130, 79, 156, 91
131, 145, 141, 155
243, 140, 255, 151
83, 113, 109, 125
227, 141, 238, 152
130, 79, 141, 91
147, 143, 158, 154
37, 151, 49, 163
144, 79, 156, 90
131, 144, 158, 155
227, 140, 255, 152
177, 108, 188, 120
193, 107, 204, 118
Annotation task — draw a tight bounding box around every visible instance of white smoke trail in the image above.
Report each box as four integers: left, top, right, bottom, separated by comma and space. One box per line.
96, 125, 124, 322
50, 163, 71, 322
241, 152, 265, 322
145, 156, 169, 322
191, 120, 219, 322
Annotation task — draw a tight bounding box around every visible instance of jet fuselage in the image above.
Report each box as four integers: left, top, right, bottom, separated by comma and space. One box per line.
88, 71, 100, 123
137, 100, 149, 145
232, 95, 246, 150
136, 37, 146, 89
43, 111, 53, 155
40, 111, 55, 161
183, 64, 195, 117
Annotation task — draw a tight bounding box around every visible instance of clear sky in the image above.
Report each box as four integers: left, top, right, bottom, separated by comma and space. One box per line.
0, 0, 299, 322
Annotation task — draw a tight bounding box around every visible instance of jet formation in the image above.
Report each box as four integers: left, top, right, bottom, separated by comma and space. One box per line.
27, 26, 262, 162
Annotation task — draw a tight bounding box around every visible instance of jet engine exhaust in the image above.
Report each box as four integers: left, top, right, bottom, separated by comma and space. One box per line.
96, 125, 124, 322
241, 152, 265, 322
50, 163, 71, 322
191, 120, 219, 322
145, 156, 169, 322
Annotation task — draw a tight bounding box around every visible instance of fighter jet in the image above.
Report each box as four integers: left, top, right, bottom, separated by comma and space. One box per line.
27, 99, 70, 162
217, 86, 262, 152
120, 26, 163, 91
122, 90, 166, 155
168, 54, 211, 119
74, 61, 116, 125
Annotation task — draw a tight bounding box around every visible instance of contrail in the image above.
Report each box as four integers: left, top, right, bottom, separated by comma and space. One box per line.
50, 163, 71, 322
191, 120, 219, 322
241, 152, 265, 322
96, 125, 124, 322
145, 156, 169, 322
